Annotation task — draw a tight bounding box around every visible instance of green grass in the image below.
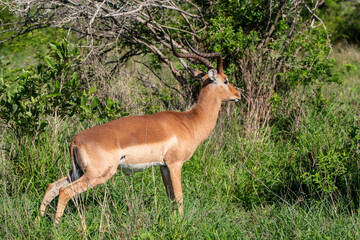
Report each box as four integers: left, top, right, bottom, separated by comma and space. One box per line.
1, 155, 360, 239
1, 45, 360, 239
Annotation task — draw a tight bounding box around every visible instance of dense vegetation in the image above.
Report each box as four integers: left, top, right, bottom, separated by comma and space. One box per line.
1, 0, 360, 239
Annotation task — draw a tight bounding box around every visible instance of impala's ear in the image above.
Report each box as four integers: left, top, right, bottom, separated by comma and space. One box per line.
207, 69, 218, 82
188, 68, 206, 79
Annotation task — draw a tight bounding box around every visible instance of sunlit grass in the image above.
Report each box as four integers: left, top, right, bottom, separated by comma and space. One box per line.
1, 46, 360, 239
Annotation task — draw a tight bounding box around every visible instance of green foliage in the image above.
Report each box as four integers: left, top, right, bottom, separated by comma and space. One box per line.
318, 0, 360, 44
1, 2, 360, 238
2, 96, 360, 238
302, 149, 348, 195
1, 100, 360, 238
0, 39, 127, 137
139, 87, 177, 114
188, 0, 342, 133
206, 0, 339, 88
0, 9, 67, 71
1, 47, 360, 239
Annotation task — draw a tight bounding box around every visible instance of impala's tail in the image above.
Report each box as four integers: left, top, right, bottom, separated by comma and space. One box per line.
68, 145, 85, 182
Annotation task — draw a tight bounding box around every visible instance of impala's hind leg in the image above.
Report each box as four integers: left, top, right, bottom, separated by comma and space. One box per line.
54, 175, 89, 223
40, 176, 70, 217
55, 173, 116, 223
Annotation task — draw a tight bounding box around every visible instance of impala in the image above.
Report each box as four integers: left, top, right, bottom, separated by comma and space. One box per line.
39, 36, 241, 223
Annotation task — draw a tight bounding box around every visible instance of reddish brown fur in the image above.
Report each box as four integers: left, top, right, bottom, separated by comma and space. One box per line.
40, 69, 241, 223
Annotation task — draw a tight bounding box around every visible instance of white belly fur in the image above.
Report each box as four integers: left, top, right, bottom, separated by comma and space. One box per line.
119, 161, 165, 175
117, 136, 176, 175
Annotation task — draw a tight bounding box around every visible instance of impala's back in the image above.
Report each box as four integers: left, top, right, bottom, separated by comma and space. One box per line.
71, 111, 196, 177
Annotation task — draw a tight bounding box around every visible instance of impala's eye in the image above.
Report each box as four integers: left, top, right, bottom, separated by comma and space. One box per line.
224, 79, 228, 84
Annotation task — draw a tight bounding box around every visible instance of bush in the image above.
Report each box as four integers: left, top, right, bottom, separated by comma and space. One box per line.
189, 0, 341, 134
0, 39, 127, 138
318, 0, 360, 44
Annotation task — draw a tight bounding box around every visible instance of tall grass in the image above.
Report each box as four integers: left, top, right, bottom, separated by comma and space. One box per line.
1, 45, 360, 239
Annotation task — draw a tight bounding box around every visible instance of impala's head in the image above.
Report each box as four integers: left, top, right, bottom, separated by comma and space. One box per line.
170, 35, 241, 102
189, 68, 241, 102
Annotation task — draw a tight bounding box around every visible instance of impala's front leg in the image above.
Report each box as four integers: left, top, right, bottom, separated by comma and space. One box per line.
165, 163, 183, 215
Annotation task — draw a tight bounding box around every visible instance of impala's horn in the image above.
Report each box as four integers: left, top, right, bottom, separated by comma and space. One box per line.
170, 33, 215, 70
184, 37, 223, 74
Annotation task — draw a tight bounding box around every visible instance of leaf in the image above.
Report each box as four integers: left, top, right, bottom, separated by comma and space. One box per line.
88, 86, 96, 95
57, 50, 63, 60
80, 95, 87, 107
90, 97, 99, 109
8, 81, 20, 95
72, 72, 78, 81
49, 43, 57, 50
80, 105, 91, 113
106, 98, 114, 107
55, 80, 60, 91
44, 57, 54, 69
47, 93, 61, 98
12, 104, 18, 114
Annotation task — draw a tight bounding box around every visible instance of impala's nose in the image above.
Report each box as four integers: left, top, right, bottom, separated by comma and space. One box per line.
234, 90, 241, 102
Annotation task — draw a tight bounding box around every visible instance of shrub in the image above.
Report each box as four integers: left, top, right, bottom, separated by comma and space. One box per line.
318, 0, 360, 44
0, 39, 127, 138
190, 0, 341, 134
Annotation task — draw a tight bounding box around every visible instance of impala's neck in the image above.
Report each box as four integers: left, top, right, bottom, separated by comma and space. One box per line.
185, 84, 222, 146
